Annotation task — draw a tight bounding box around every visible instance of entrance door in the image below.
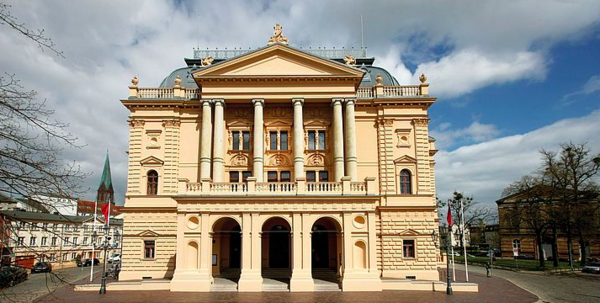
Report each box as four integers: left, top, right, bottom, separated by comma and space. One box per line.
268, 225, 290, 268
312, 225, 329, 268
229, 226, 241, 268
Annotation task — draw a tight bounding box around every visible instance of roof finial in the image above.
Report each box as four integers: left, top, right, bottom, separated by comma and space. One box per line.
419, 73, 427, 84
131, 76, 139, 86
267, 23, 289, 45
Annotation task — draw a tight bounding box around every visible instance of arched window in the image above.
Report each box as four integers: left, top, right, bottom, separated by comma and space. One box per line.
147, 170, 158, 195
400, 169, 412, 194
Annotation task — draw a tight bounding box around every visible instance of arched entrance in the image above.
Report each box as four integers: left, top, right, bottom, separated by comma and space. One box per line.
261, 217, 291, 281
212, 217, 242, 281
311, 217, 342, 283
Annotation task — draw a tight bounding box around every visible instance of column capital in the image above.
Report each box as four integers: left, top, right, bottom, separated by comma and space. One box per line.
344, 98, 357, 106
331, 98, 344, 106
292, 98, 304, 106
212, 99, 225, 107
252, 98, 265, 107
201, 99, 213, 106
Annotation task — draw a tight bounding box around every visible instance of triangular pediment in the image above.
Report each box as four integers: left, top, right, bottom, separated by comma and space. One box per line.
193, 44, 365, 79
393, 155, 417, 164
140, 156, 164, 166
138, 230, 160, 237
398, 229, 421, 236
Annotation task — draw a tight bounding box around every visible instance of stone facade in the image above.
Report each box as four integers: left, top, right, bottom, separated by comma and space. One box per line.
120, 41, 440, 292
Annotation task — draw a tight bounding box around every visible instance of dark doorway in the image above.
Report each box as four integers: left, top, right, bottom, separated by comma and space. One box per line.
311, 225, 329, 268
229, 225, 241, 268
269, 225, 290, 268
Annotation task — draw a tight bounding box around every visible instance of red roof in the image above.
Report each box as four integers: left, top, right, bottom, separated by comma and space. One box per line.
77, 200, 121, 216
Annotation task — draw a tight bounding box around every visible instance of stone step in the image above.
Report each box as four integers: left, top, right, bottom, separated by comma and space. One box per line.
313, 279, 341, 292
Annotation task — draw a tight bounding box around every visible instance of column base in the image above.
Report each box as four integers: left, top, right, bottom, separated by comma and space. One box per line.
341, 271, 382, 292
170, 270, 211, 292
237, 270, 263, 292
290, 270, 314, 292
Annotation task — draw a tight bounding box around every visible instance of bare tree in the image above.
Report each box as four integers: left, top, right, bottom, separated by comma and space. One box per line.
438, 191, 496, 248
542, 142, 600, 267
0, 2, 84, 207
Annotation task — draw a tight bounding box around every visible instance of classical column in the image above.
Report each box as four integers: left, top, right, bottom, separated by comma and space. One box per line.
332, 98, 345, 181
252, 99, 265, 182
212, 99, 225, 182
344, 98, 358, 181
199, 99, 213, 180
292, 98, 305, 180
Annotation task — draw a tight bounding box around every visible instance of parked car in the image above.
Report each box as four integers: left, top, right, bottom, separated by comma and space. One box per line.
31, 262, 52, 273
0, 266, 28, 288
108, 253, 121, 264
76, 258, 100, 267
582, 262, 600, 274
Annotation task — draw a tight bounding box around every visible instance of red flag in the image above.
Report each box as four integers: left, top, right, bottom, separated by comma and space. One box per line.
101, 203, 110, 225
447, 206, 452, 226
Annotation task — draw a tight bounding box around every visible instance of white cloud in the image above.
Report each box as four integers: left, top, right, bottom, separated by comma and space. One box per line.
431, 121, 501, 149
2, 0, 600, 203
435, 110, 600, 205
562, 74, 600, 103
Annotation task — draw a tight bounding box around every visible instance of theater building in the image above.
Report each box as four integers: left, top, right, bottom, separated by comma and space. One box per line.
120, 25, 440, 292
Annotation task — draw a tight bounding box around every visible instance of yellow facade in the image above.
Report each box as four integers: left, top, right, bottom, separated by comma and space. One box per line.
120, 38, 440, 292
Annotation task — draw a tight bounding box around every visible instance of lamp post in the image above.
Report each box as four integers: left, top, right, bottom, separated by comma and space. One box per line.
444, 226, 453, 295
94, 226, 111, 294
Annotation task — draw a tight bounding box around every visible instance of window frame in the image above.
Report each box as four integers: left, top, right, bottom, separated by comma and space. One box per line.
402, 239, 416, 259
399, 169, 412, 195
147, 170, 159, 196
143, 240, 156, 260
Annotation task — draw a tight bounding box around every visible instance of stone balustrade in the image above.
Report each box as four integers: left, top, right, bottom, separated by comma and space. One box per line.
129, 85, 427, 100
177, 176, 377, 196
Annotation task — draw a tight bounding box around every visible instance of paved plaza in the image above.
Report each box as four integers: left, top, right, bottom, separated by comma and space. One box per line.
32, 268, 538, 303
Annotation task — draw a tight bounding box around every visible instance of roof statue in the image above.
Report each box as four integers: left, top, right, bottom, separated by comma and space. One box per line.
344, 54, 356, 66
201, 56, 214, 66
267, 23, 289, 45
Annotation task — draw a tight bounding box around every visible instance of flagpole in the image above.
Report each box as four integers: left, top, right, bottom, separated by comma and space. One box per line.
90, 200, 97, 282
461, 198, 469, 282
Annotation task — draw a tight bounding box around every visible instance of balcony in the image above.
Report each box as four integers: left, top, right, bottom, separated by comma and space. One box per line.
128, 84, 426, 100
178, 177, 377, 196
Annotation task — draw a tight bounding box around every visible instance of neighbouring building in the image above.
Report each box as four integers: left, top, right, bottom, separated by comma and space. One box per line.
120, 25, 440, 292
0, 153, 124, 267
497, 191, 600, 260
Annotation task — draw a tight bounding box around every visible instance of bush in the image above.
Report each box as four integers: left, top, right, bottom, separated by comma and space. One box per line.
0, 266, 28, 289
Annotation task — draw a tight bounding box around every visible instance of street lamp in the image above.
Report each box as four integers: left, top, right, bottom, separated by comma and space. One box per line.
431, 229, 439, 248
92, 226, 112, 294
443, 228, 453, 295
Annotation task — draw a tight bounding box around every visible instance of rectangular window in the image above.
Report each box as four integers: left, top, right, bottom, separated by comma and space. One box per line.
267, 171, 278, 182
242, 131, 250, 150
319, 171, 329, 182
280, 131, 288, 150
144, 240, 155, 259
31, 223, 38, 231
270, 131, 278, 150
42, 223, 48, 230
64, 237, 70, 246
18, 237, 24, 246
280, 171, 291, 182
51, 237, 57, 246
308, 131, 316, 150
73, 237, 78, 246
403, 240, 415, 258
233, 131, 240, 150
41, 237, 47, 246
242, 171, 252, 182
62, 253, 68, 261
30, 237, 37, 246
306, 171, 316, 182
71, 252, 77, 260
229, 171, 240, 183
50, 254, 56, 262
83, 237, 88, 245
318, 132, 326, 150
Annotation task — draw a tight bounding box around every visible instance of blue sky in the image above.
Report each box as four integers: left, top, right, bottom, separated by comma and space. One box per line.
1, 0, 599, 208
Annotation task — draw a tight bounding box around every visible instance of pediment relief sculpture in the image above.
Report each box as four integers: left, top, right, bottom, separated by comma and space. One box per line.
230, 154, 249, 166
307, 153, 326, 166
268, 154, 290, 166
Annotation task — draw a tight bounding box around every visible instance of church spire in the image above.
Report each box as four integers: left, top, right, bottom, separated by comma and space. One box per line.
96, 151, 114, 204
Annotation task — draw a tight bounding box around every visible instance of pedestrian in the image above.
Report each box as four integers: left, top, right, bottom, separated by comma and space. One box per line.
485, 261, 492, 278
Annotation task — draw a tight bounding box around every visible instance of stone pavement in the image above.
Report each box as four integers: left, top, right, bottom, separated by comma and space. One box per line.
33, 268, 538, 303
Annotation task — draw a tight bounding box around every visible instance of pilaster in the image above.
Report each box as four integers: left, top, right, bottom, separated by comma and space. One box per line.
290, 212, 314, 291
412, 118, 432, 194
238, 213, 262, 291
163, 119, 181, 193
127, 119, 144, 194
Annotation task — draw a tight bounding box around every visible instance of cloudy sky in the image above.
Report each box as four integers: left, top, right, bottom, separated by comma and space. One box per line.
1, 0, 600, 207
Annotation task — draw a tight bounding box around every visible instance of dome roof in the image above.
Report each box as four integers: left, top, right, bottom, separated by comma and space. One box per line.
159, 67, 198, 88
